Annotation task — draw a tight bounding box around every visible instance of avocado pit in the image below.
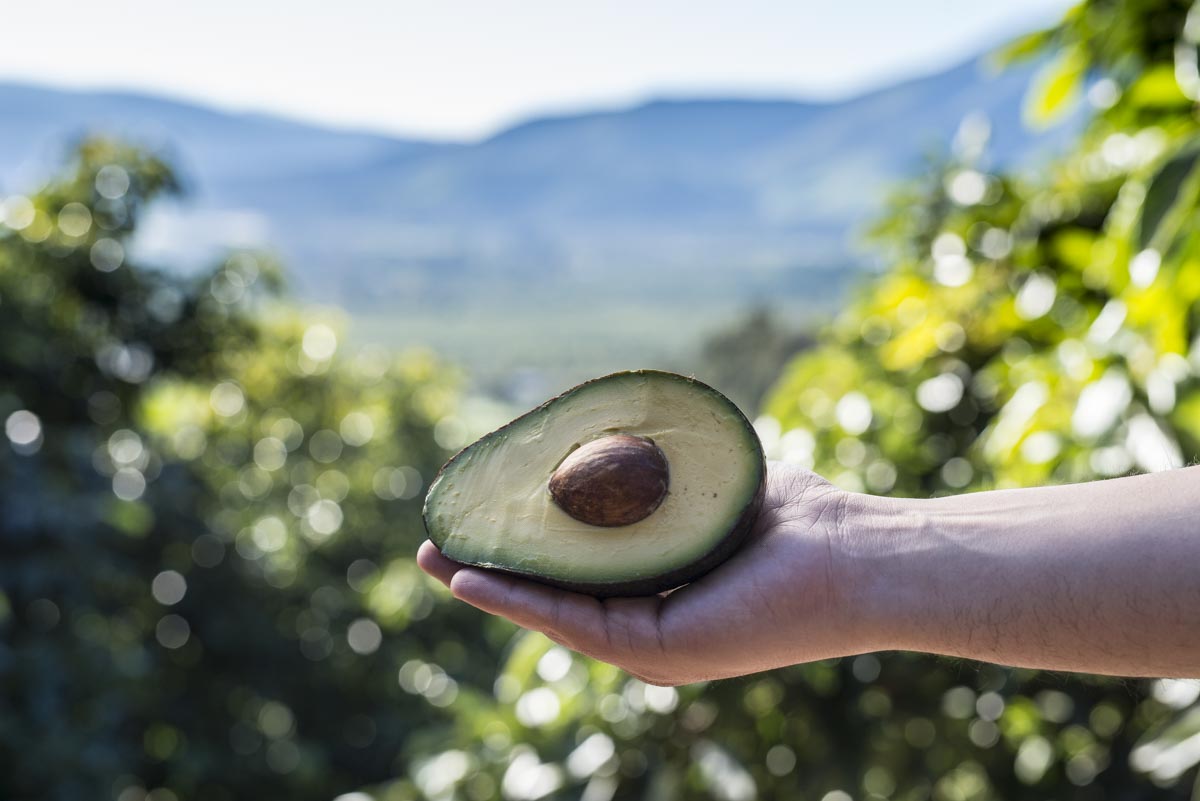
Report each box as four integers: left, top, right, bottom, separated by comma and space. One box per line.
548, 434, 669, 527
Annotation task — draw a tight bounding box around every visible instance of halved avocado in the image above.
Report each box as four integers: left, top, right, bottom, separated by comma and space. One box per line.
422, 370, 766, 597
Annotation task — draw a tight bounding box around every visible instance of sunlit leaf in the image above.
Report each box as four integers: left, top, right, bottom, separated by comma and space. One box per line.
1125, 64, 1191, 109
993, 27, 1059, 66
1025, 46, 1086, 127
1137, 142, 1200, 251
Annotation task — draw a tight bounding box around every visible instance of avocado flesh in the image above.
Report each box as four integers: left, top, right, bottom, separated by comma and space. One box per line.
423, 371, 766, 596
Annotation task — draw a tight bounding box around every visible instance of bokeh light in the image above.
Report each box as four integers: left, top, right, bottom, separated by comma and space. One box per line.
5, 4, 1200, 799
5, 409, 42, 453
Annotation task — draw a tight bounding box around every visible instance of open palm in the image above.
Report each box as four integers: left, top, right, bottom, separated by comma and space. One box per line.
417, 462, 864, 685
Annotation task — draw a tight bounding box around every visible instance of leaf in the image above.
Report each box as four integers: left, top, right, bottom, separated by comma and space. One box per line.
993, 0, 1082, 66
1137, 142, 1200, 251
1051, 228, 1097, 271
1025, 46, 1087, 128
1125, 64, 1190, 109
993, 28, 1059, 66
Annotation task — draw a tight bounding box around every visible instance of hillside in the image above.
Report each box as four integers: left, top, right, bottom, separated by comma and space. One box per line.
0, 55, 1078, 390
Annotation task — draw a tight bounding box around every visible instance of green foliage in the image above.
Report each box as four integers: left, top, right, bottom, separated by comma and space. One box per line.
7, 1, 1200, 798
757, 0, 1200, 796
1026, 44, 1088, 127
0, 139, 479, 799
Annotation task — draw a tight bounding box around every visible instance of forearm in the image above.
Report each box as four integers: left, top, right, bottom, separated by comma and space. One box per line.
840, 467, 1200, 677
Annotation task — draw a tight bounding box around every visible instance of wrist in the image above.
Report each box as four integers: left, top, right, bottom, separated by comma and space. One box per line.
828, 490, 931, 654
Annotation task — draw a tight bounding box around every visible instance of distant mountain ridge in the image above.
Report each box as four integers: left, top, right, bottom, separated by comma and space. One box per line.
0, 56, 1080, 384
0, 59, 1070, 295
0, 81, 441, 189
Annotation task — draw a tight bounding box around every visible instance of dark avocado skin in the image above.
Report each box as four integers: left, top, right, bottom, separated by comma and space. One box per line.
422, 369, 768, 598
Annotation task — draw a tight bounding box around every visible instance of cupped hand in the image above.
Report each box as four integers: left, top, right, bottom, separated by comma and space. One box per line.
417, 462, 867, 686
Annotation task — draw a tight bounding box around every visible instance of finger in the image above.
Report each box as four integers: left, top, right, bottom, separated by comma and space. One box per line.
416, 540, 468, 587
448, 568, 609, 648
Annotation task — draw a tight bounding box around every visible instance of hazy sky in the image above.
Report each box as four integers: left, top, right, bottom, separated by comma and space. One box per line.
3, 1, 1072, 140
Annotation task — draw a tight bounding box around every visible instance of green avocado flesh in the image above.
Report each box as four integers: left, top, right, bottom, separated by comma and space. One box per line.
422, 370, 766, 597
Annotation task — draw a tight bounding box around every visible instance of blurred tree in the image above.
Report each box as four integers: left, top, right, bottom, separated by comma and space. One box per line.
7, 0, 1200, 798
748, 0, 1200, 797
698, 307, 815, 414
354, 0, 1200, 797
0, 140, 481, 800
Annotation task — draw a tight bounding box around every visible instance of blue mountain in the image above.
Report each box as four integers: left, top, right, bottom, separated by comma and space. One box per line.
0, 82, 439, 189
0, 55, 1080, 383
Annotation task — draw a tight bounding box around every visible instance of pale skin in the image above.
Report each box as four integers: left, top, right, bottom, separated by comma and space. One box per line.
417, 463, 1200, 685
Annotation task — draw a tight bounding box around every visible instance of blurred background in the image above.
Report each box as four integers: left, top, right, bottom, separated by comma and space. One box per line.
2, 0, 1200, 799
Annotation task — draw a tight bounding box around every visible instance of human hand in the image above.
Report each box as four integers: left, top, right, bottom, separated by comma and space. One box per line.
421, 461, 1200, 681
417, 462, 874, 686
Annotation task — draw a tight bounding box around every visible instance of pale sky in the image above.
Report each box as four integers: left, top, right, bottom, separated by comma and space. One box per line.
2, 0, 1072, 140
